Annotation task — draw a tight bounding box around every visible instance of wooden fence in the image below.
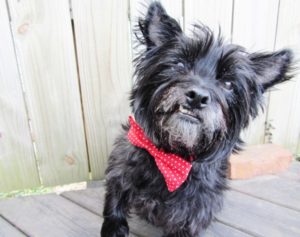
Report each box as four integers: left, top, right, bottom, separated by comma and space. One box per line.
0, 0, 299, 192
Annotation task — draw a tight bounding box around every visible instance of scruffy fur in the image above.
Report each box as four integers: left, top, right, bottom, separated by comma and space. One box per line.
101, 2, 293, 237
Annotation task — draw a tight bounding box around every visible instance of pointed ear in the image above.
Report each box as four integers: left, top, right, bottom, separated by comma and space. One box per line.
249, 49, 293, 91
138, 2, 182, 48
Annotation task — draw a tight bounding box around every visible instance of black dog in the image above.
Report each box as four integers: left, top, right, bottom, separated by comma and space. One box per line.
101, 2, 293, 237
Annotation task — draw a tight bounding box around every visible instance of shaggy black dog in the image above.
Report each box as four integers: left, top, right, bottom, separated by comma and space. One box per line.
101, 2, 293, 237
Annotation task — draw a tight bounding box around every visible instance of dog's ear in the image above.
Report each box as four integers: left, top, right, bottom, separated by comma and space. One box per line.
249, 49, 293, 91
138, 2, 182, 48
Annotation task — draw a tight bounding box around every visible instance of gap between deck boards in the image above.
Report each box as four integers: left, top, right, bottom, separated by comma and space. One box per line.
60, 181, 256, 237
0, 162, 298, 237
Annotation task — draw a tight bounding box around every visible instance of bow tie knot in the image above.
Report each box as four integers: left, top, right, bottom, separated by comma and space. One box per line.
127, 116, 192, 192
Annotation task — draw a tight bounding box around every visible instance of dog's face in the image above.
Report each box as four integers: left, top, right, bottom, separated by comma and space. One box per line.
131, 3, 293, 156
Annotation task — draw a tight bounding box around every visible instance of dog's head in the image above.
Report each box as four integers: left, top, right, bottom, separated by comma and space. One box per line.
130, 2, 293, 158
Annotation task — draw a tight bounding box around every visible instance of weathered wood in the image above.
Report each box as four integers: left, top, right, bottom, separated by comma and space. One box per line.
184, 0, 233, 37
160, 0, 183, 23
0, 0, 40, 192
230, 175, 300, 211
232, 0, 280, 145
278, 161, 300, 181
2, 172, 299, 237
71, 0, 132, 180
62, 184, 164, 237
218, 190, 300, 237
267, 0, 300, 155
7, 0, 89, 186
0, 216, 27, 237
62, 182, 253, 237
205, 221, 253, 237
62, 185, 104, 216
232, 0, 279, 50
0, 194, 101, 237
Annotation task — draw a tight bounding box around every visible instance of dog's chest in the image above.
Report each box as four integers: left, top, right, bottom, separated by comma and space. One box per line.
131, 178, 223, 232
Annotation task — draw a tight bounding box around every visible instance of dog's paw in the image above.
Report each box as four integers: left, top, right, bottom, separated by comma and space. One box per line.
101, 218, 129, 237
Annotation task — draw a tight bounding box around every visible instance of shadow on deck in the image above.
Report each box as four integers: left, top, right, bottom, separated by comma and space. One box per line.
0, 162, 299, 237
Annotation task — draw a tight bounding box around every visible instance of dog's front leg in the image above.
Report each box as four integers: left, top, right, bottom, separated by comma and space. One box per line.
101, 185, 129, 237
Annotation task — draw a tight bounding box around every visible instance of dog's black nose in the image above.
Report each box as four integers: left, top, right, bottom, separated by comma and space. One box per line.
185, 88, 211, 109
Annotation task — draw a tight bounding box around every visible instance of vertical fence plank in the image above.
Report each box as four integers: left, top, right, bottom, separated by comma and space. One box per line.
72, 0, 132, 179
267, 0, 300, 155
0, 0, 40, 192
184, 0, 233, 37
7, 0, 89, 186
160, 0, 183, 21
232, 0, 279, 145
297, 140, 300, 158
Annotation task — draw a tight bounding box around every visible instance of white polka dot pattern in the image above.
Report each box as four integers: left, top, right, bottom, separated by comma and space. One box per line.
127, 116, 192, 192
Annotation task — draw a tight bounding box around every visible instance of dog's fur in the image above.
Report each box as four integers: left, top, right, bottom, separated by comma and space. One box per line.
101, 2, 293, 237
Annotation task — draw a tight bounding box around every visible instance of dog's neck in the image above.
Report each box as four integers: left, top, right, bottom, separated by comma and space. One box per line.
152, 129, 234, 163
132, 115, 237, 163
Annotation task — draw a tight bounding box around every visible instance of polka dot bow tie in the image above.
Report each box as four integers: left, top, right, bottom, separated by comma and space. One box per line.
127, 116, 192, 192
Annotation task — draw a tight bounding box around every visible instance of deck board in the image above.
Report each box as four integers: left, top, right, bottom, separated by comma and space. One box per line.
0, 163, 299, 237
218, 190, 300, 237
278, 162, 300, 181
62, 185, 164, 237
0, 194, 101, 237
62, 182, 254, 237
0, 217, 27, 237
230, 175, 300, 211
204, 222, 254, 237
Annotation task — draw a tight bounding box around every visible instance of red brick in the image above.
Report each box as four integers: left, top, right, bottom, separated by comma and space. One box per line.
228, 144, 293, 179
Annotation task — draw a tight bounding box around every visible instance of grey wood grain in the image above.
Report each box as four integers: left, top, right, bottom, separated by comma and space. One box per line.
205, 221, 254, 237
8, 0, 89, 187
218, 190, 300, 237
278, 162, 300, 181
230, 174, 300, 211
0, 216, 27, 237
0, 194, 101, 237
62, 185, 163, 237
62, 182, 253, 237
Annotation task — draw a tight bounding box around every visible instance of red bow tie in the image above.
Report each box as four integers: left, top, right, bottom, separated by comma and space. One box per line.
127, 116, 192, 192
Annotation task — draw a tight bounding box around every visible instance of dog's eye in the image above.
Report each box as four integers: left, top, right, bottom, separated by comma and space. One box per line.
217, 66, 230, 79
176, 62, 185, 69
172, 62, 186, 73
223, 81, 232, 90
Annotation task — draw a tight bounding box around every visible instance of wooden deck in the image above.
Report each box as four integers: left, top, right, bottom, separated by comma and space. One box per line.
0, 162, 299, 237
